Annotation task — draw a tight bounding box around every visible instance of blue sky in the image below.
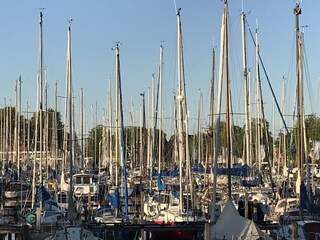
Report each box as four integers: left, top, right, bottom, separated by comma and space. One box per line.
0, 0, 319, 137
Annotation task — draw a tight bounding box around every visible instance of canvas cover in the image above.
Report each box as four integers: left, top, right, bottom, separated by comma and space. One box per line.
211, 198, 267, 240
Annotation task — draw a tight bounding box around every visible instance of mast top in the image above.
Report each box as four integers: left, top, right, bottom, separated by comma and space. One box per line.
176, 8, 181, 16
39, 11, 43, 23
294, 4, 301, 15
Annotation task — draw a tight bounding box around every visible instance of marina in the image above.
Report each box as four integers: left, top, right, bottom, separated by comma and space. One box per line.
0, 1, 320, 240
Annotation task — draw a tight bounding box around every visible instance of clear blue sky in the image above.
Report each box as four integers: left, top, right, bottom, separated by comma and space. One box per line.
0, 1, 319, 137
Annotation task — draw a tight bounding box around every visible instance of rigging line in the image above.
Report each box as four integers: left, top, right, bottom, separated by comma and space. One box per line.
246, 20, 290, 136
302, 39, 315, 115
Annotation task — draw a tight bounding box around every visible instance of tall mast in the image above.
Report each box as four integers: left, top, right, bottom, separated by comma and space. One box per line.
32, 11, 44, 210
67, 21, 73, 191
14, 81, 17, 171
176, 8, 184, 215
140, 92, 146, 176
27, 100, 30, 167
197, 89, 202, 165
223, 0, 232, 199
80, 88, 84, 169
241, 11, 251, 166
66, 20, 76, 222
158, 45, 163, 174
45, 68, 49, 180
115, 43, 120, 187
209, 47, 215, 170
116, 43, 129, 217
255, 24, 276, 197
150, 74, 155, 180
39, 11, 44, 186
281, 77, 287, 171
113, 43, 121, 217
294, 3, 304, 182
18, 80, 22, 207
212, 6, 226, 223
176, 8, 193, 214
108, 80, 113, 179
54, 82, 58, 171
255, 24, 262, 172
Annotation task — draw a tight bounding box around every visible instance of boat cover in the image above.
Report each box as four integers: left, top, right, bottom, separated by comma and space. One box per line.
211, 198, 267, 239
300, 182, 320, 214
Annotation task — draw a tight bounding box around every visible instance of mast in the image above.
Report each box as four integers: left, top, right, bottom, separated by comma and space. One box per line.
176, 8, 194, 215
80, 88, 84, 169
5, 99, 8, 168
45, 68, 49, 180
294, 3, 304, 183
66, 20, 77, 222
158, 45, 163, 174
279, 77, 287, 174
241, 10, 251, 166
223, 0, 232, 199
197, 90, 202, 165
212, 7, 226, 223
15, 78, 21, 178
115, 43, 120, 188
140, 92, 146, 177
31, 11, 44, 210
150, 74, 155, 180
113, 43, 120, 217
54, 82, 58, 171
209, 47, 215, 171
255, 24, 261, 172
255, 24, 276, 198
39, 11, 44, 186
108, 80, 113, 179
116, 43, 129, 217
176, 8, 184, 215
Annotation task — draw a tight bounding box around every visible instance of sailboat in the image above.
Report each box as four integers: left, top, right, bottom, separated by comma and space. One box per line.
151, 8, 205, 240
105, 43, 131, 222
277, 5, 320, 240
210, 1, 268, 239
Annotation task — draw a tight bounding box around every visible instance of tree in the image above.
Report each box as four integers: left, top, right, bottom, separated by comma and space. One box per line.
85, 124, 104, 167
28, 108, 64, 152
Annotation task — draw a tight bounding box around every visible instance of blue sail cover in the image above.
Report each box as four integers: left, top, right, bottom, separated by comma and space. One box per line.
107, 187, 120, 209
50, 170, 57, 179
171, 190, 179, 199
192, 164, 249, 176
152, 164, 249, 177
34, 185, 50, 209
300, 182, 320, 214
157, 176, 165, 190
242, 173, 263, 187
152, 169, 179, 177
192, 164, 211, 173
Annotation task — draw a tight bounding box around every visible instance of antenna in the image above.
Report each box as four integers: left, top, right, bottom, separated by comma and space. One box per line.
68, 19, 73, 26
112, 41, 122, 50
160, 40, 165, 48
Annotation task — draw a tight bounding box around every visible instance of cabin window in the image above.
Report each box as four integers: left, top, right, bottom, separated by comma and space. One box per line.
83, 177, 91, 184
75, 178, 82, 184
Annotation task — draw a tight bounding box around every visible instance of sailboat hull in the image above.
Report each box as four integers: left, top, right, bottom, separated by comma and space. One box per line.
152, 229, 195, 240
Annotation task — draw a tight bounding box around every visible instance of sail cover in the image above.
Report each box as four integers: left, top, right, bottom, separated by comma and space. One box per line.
211, 198, 267, 240
300, 182, 320, 214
